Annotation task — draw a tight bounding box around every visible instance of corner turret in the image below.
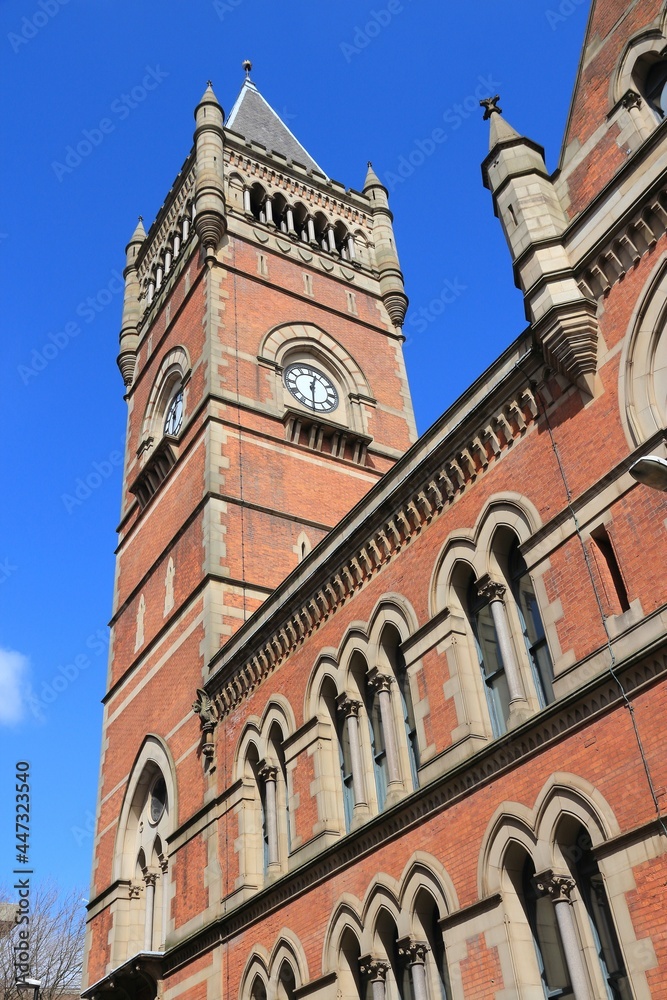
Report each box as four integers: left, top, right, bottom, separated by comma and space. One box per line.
364, 162, 408, 329
117, 217, 146, 387
193, 82, 227, 261
481, 96, 598, 395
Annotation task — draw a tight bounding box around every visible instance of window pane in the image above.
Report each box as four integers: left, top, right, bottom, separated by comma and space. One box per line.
338, 717, 354, 831
368, 697, 387, 809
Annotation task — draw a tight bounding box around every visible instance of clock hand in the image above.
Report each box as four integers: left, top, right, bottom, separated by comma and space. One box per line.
310, 377, 316, 409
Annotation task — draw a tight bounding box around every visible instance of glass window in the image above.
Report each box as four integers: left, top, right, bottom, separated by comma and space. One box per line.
644, 60, 667, 119
337, 713, 355, 831
366, 688, 388, 809
521, 857, 572, 999
396, 652, 419, 788
509, 541, 555, 706
574, 841, 631, 1000
467, 578, 511, 736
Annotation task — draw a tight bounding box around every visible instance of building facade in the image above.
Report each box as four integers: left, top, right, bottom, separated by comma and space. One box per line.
82, 4, 667, 999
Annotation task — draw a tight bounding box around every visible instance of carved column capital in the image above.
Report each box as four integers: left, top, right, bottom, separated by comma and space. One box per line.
621, 88, 642, 110
336, 693, 361, 718
367, 667, 393, 694
129, 881, 143, 898
258, 762, 278, 784
397, 939, 429, 965
359, 957, 390, 982
534, 869, 576, 903
143, 870, 158, 888
476, 575, 506, 603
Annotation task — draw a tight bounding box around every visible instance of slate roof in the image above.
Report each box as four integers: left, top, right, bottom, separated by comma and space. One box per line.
225, 79, 325, 176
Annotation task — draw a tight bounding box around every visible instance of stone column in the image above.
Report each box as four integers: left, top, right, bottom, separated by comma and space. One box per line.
621, 89, 652, 141
259, 763, 279, 867
534, 871, 592, 1000
243, 187, 251, 214
367, 668, 402, 798
164, 249, 172, 274
306, 216, 316, 245
159, 859, 168, 949
182, 217, 190, 241
360, 958, 390, 1000
143, 871, 157, 951
346, 234, 356, 260
398, 940, 429, 1000
477, 577, 531, 724
326, 226, 337, 254
336, 695, 367, 809
286, 206, 296, 236
264, 196, 275, 227
173, 233, 181, 257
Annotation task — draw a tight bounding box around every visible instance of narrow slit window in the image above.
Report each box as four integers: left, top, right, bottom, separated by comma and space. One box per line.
590, 525, 630, 615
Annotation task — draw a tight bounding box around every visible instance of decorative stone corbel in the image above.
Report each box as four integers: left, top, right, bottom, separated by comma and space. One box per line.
192, 688, 217, 771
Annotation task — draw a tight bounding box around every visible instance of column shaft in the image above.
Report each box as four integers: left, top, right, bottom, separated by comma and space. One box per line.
488, 597, 526, 703
553, 899, 592, 1000
377, 687, 401, 785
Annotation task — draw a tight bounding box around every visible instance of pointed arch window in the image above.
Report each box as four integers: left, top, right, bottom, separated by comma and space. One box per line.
466, 577, 511, 737
508, 540, 555, 707
365, 680, 388, 810
571, 834, 631, 1000
396, 654, 419, 789
521, 856, 572, 999
644, 60, 667, 119
336, 709, 355, 831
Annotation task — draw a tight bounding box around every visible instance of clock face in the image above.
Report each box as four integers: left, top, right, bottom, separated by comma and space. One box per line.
164, 389, 184, 436
284, 364, 339, 413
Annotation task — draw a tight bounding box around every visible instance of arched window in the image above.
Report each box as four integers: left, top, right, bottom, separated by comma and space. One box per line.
413, 889, 452, 1000
380, 624, 419, 789
365, 674, 388, 811
250, 974, 267, 1000
267, 722, 291, 864
521, 854, 571, 999
338, 928, 364, 1000
249, 183, 267, 222
644, 60, 667, 118
567, 826, 631, 1000
466, 574, 511, 737
128, 770, 171, 954
277, 961, 297, 1000
508, 539, 555, 707
337, 706, 355, 832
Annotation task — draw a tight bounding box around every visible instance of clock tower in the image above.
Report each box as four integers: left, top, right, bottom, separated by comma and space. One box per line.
83, 69, 416, 985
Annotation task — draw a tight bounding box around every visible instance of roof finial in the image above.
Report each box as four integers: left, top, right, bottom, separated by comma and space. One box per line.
206, 79, 213, 88
480, 95, 502, 120
242, 59, 252, 80
138, 215, 143, 222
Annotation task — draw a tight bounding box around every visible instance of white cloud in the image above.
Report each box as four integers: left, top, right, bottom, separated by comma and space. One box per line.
0, 647, 30, 724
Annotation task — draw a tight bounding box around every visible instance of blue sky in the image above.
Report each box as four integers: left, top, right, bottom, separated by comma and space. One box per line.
0, 0, 588, 898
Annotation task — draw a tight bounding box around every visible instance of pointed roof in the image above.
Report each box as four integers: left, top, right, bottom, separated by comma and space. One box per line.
363, 161, 384, 191
226, 77, 325, 176
128, 217, 146, 244
197, 80, 223, 111
488, 111, 521, 150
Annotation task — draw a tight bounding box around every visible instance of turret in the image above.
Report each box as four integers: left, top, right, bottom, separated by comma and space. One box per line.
481, 96, 598, 395
364, 162, 408, 329
117, 217, 146, 387
193, 82, 227, 261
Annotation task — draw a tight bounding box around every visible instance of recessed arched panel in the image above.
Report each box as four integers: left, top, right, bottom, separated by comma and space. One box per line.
620, 252, 667, 446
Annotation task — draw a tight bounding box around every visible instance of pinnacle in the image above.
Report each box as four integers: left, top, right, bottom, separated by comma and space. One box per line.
129, 217, 146, 242
363, 161, 384, 191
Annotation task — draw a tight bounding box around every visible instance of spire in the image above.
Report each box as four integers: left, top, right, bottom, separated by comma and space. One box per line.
363, 161, 385, 192
129, 216, 146, 243
193, 80, 227, 261
117, 217, 146, 388
480, 95, 522, 150
226, 66, 325, 175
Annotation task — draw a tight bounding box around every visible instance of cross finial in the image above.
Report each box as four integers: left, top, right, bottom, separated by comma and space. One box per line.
242, 59, 252, 79
206, 79, 213, 88
367, 160, 372, 168
480, 95, 502, 120
138, 215, 143, 222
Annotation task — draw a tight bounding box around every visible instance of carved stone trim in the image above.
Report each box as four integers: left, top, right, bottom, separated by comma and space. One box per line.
533, 870, 575, 903
336, 695, 361, 719
359, 958, 390, 981
161, 649, 667, 977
